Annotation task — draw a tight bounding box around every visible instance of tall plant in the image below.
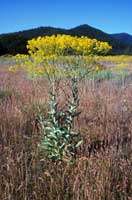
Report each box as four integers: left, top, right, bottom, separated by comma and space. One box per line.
9, 34, 112, 161
39, 77, 82, 161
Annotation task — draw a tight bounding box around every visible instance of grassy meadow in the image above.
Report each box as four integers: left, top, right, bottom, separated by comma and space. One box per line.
1, 55, 132, 199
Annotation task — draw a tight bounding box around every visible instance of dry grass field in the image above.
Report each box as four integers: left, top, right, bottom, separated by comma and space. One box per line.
1, 56, 132, 199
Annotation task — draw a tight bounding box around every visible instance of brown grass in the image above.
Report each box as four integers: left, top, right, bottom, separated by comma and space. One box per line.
1, 63, 132, 199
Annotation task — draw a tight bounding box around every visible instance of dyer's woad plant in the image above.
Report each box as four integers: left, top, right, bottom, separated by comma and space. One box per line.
9, 35, 112, 161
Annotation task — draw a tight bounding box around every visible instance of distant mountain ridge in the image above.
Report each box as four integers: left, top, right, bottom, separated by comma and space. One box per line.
111, 33, 132, 44
0, 24, 132, 55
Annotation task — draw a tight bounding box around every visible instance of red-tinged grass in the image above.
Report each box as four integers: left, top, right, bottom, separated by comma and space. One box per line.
1, 64, 132, 199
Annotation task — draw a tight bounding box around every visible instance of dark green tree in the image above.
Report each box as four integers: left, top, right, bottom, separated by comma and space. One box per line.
0, 34, 28, 55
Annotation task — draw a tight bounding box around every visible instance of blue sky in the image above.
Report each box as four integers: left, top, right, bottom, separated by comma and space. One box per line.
0, 0, 132, 34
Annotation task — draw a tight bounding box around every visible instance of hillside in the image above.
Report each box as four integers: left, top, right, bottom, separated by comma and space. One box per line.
111, 33, 132, 44
0, 24, 131, 55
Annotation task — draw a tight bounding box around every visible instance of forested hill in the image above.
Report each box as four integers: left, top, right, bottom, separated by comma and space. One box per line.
0, 24, 132, 55
111, 33, 132, 44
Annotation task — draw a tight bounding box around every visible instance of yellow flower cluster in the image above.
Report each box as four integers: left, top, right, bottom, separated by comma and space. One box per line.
27, 34, 112, 57
9, 35, 112, 77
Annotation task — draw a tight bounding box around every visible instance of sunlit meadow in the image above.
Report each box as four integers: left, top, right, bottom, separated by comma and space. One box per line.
1, 35, 132, 199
